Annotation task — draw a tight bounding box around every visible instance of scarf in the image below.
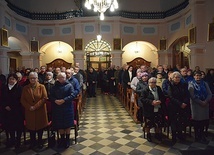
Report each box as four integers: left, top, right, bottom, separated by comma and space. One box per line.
191, 79, 207, 101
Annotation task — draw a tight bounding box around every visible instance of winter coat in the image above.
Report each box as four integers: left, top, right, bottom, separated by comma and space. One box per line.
2, 83, 24, 131
50, 81, 75, 130
21, 82, 48, 131
67, 76, 80, 97
188, 81, 212, 120
168, 82, 190, 120
140, 86, 166, 118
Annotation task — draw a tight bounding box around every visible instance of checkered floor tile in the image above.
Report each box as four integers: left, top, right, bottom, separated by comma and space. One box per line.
0, 91, 214, 155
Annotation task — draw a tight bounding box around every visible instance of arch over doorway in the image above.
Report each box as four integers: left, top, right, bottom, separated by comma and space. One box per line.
40, 41, 73, 67
122, 41, 158, 67
85, 40, 111, 70
169, 36, 190, 68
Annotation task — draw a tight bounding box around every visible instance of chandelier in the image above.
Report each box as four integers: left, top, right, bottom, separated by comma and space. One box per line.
85, 0, 118, 20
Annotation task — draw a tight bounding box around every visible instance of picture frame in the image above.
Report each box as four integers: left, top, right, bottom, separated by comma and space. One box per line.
30, 40, 39, 52
113, 38, 122, 50
188, 27, 196, 44
207, 23, 214, 41
1, 28, 8, 47
75, 38, 83, 50
159, 39, 166, 50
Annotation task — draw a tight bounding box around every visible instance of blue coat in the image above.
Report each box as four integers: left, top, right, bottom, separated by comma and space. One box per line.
67, 77, 80, 97
50, 81, 75, 130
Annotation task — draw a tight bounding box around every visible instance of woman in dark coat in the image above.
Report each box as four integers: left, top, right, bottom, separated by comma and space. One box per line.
140, 77, 166, 142
168, 71, 190, 144
2, 73, 24, 148
87, 67, 97, 97
50, 72, 75, 149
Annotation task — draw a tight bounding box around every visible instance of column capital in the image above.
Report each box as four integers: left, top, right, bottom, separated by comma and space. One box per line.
19, 51, 34, 56
72, 50, 85, 55
111, 50, 123, 54
0, 46, 10, 52
187, 43, 205, 50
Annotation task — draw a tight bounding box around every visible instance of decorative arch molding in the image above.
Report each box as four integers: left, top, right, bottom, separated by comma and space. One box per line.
85, 39, 111, 54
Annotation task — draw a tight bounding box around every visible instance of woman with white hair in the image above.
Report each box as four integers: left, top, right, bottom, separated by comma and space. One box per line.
50, 72, 75, 149
168, 71, 190, 145
21, 72, 48, 149
140, 77, 166, 142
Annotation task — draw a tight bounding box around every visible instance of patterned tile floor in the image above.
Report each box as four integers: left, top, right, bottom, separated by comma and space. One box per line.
1, 91, 214, 155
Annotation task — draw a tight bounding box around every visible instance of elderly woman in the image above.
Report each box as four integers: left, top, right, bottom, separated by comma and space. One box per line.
188, 71, 212, 143
168, 71, 190, 144
2, 73, 23, 148
140, 77, 166, 142
44, 72, 55, 99
50, 72, 75, 149
131, 69, 142, 102
135, 72, 149, 122
21, 72, 48, 149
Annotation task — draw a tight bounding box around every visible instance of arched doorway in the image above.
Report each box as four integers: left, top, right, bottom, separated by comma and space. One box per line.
85, 40, 111, 71
170, 36, 190, 68
40, 41, 73, 67
122, 41, 158, 67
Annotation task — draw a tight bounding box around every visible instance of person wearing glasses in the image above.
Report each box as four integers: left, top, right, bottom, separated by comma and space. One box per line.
140, 77, 166, 142
21, 72, 48, 149
188, 71, 212, 143
168, 71, 190, 145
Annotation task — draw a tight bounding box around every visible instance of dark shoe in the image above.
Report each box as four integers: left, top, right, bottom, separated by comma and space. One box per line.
147, 133, 152, 142
15, 141, 21, 149
64, 139, 70, 149
57, 139, 64, 148
200, 135, 209, 144
29, 142, 36, 149
6, 140, 15, 148
171, 139, 176, 146
155, 133, 162, 141
178, 135, 185, 142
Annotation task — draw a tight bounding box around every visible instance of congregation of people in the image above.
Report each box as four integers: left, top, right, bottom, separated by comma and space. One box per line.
0, 63, 214, 150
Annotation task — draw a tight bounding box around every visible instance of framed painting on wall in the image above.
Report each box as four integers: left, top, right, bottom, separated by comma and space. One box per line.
207, 23, 214, 41
188, 27, 196, 44
30, 40, 39, 52
113, 38, 122, 50
75, 38, 83, 50
1, 28, 8, 47
159, 39, 166, 50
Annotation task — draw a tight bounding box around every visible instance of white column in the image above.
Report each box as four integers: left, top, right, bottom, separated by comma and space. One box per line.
32, 52, 41, 68
72, 50, 85, 69
0, 46, 10, 75
187, 44, 206, 70
111, 50, 123, 67
19, 51, 34, 69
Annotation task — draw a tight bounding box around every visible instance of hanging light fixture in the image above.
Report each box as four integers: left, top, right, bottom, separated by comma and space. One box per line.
57, 42, 62, 53
135, 42, 140, 53
85, 0, 119, 20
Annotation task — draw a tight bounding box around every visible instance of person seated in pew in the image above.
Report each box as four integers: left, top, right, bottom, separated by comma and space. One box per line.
140, 77, 166, 142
